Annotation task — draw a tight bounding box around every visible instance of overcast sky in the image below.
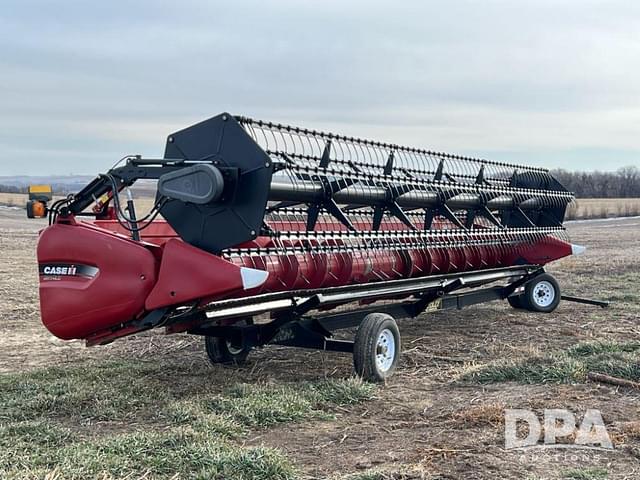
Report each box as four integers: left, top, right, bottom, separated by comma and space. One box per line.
1, 0, 639, 175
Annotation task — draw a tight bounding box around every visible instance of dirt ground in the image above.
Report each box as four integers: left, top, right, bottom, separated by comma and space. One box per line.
1, 205, 639, 479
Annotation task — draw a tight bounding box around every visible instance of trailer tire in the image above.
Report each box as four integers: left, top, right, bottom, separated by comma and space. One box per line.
522, 273, 561, 313
26, 200, 35, 219
507, 295, 526, 309
204, 319, 252, 366
353, 313, 401, 382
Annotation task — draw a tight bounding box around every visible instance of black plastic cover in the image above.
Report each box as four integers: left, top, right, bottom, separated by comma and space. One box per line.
158, 164, 224, 204
161, 113, 273, 253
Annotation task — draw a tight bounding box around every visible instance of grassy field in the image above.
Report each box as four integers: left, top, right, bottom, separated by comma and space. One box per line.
0, 361, 374, 479
1, 209, 639, 478
463, 340, 640, 384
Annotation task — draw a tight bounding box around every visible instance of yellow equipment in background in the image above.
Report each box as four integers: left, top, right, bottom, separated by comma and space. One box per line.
26, 185, 52, 218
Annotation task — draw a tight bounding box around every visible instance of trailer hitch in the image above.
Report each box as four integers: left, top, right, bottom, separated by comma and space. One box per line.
560, 295, 610, 308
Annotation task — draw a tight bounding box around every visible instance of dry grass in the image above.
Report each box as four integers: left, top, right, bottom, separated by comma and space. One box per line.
622, 422, 640, 440
0, 192, 31, 207
450, 402, 506, 428
565, 198, 640, 220
610, 421, 640, 445
336, 468, 431, 480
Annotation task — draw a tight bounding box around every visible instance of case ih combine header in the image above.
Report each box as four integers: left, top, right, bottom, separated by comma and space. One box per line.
37, 113, 597, 381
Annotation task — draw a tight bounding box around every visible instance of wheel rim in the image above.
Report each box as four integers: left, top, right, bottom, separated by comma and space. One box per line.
226, 341, 244, 355
532, 280, 555, 307
375, 328, 396, 372
226, 319, 249, 356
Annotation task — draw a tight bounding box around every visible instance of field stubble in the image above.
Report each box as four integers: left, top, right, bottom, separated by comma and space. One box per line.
0, 209, 639, 479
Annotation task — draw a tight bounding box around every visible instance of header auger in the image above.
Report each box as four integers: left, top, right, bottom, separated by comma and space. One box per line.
37, 112, 593, 381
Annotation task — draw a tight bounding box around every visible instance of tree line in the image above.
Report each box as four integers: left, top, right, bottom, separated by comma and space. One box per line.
0, 184, 25, 194
550, 166, 639, 198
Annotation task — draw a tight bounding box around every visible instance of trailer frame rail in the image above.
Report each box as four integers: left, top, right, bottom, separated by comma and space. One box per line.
186, 264, 545, 353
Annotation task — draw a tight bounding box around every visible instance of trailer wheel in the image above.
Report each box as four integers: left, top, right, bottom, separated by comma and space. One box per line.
26, 200, 35, 219
353, 313, 401, 382
507, 295, 525, 309
522, 273, 561, 313
205, 319, 252, 366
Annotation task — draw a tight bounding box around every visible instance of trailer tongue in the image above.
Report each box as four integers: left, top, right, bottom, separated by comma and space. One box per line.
37, 112, 583, 380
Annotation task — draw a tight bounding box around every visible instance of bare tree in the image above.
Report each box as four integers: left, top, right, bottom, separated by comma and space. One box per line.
551, 166, 639, 198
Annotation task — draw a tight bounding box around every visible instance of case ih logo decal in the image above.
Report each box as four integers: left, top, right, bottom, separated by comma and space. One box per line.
39, 264, 98, 278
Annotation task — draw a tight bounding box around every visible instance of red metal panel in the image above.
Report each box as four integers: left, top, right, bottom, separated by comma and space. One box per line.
37, 222, 157, 340
145, 239, 245, 310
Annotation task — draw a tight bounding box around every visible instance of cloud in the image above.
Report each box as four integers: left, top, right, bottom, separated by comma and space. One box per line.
0, 0, 639, 175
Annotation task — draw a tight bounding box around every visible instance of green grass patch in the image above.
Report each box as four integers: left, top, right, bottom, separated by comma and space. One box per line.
562, 467, 608, 479
0, 360, 376, 479
209, 379, 376, 428
567, 341, 640, 358
462, 341, 640, 384
0, 361, 186, 422
0, 424, 294, 480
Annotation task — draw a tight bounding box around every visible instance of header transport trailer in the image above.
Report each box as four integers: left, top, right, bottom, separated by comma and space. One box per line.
36, 113, 599, 381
